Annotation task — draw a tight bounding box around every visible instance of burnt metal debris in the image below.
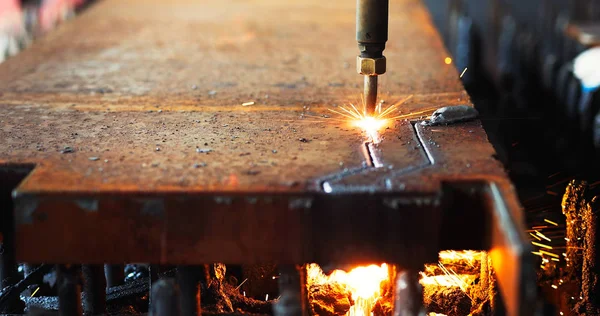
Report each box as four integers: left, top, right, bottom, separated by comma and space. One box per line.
0, 0, 533, 315
0, 264, 51, 313
555, 181, 600, 315
423, 105, 479, 126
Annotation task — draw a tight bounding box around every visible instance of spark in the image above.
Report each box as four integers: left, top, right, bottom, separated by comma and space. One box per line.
434, 262, 474, 301
444, 57, 452, 64
31, 287, 40, 297
544, 219, 559, 226
535, 231, 552, 242
327, 95, 430, 144
349, 102, 363, 117
532, 241, 553, 249
552, 285, 558, 289
540, 250, 559, 258
459, 67, 468, 78
241, 101, 255, 106
235, 278, 248, 290
530, 232, 541, 241
265, 294, 269, 301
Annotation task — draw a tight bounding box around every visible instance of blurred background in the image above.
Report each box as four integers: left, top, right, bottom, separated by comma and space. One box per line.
424, 1, 600, 313
0, 0, 90, 63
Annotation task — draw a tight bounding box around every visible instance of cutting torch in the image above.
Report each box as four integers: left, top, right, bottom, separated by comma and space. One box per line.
356, 0, 389, 116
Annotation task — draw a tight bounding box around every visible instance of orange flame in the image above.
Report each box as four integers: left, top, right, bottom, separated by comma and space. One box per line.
307, 263, 388, 316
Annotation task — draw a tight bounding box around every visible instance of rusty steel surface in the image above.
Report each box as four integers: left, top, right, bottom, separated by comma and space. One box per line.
0, 0, 534, 315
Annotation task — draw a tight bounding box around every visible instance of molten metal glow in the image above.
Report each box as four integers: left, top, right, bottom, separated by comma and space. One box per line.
438, 250, 484, 263
419, 274, 477, 288
307, 263, 389, 316
354, 117, 386, 144
420, 250, 486, 302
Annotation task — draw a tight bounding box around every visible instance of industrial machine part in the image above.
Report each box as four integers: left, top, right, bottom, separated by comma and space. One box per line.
425, 0, 600, 156
0, 0, 534, 315
356, 0, 388, 115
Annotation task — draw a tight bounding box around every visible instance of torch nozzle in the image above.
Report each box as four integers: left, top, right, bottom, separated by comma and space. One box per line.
363, 75, 378, 116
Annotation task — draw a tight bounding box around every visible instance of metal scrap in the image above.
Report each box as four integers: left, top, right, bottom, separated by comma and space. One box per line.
0, 264, 52, 312
422, 105, 479, 126
196, 148, 212, 154
60, 147, 74, 154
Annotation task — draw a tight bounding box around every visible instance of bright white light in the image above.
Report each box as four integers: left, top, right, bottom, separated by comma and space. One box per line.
573, 47, 600, 90
354, 117, 387, 143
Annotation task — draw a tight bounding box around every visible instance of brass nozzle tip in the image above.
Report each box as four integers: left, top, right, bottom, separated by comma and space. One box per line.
364, 75, 378, 116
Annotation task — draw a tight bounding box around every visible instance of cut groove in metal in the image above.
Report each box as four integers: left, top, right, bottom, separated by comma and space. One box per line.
365, 142, 383, 168
413, 121, 435, 165
361, 142, 376, 167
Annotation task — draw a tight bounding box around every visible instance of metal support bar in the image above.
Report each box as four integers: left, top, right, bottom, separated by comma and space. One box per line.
150, 278, 181, 316
81, 264, 106, 315
0, 199, 18, 290
0, 166, 32, 309
104, 264, 125, 289
149, 264, 160, 310
176, 265, 202, 316
57, 264, 82, 316
24, 264, 40, 276
21, 264, 40, 296
392, 270, 424, 316
273, 265, 307, 316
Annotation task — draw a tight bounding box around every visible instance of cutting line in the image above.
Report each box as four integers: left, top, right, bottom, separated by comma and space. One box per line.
318, 121, 435, 192
414, 121, 435, 165
366, 142, 384, 168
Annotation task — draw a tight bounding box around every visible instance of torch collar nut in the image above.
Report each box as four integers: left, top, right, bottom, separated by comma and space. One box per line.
357, 56, 386, 75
